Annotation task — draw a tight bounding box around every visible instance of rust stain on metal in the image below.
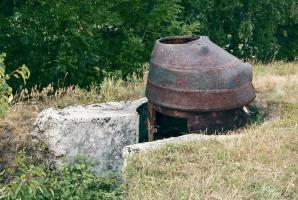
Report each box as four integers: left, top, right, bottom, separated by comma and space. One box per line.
145, 35, 256, 141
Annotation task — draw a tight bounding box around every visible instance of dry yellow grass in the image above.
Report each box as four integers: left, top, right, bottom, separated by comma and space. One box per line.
0, 104, 49, 181
13, 71, 147, 109
124, 62, 298, 200
124, 126, 297, 199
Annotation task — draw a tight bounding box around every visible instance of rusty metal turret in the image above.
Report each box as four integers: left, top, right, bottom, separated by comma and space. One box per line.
145, 35, 256, 141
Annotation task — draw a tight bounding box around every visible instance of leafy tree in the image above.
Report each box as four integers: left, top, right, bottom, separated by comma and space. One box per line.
276, 1, 298, 60
0, 0, 296, 89
0, 0, 193, 89
179, 0, 297, 61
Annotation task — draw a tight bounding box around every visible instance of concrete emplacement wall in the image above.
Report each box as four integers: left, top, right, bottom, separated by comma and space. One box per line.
32, 98, 243, 175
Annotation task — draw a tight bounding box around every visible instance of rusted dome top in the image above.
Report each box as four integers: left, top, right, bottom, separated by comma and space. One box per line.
145, 35, 256, 112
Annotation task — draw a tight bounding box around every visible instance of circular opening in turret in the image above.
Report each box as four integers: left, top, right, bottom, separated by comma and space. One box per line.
159, 36, 199, 44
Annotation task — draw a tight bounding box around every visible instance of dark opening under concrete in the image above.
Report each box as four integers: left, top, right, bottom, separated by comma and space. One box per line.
137, 102, 260, 143
137, 102, 186, 143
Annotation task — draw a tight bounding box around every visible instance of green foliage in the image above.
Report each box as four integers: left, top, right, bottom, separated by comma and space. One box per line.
180, 0, 297, 61
275, 2, 298, 60
0, 0, 296, 89
1, 154, 122, 199
0, 0, 191, 89
0, 53, 29, 117
247, 104, 265, 124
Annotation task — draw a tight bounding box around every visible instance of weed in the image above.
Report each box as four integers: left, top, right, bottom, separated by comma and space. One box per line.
1, 153, 122, 199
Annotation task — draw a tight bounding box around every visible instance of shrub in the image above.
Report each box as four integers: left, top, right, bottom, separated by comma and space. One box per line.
0, 0, 296, 89
0, 53, 29, 117
179, 0, 297, 62
1, 154, 122, 199
0, 0, 191, 89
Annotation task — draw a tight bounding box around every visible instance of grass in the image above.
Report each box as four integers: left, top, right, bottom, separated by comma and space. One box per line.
124, 124, 297, 199
0, 61, 297, 199
123, 61, 298, 200
13, 71, 147, 109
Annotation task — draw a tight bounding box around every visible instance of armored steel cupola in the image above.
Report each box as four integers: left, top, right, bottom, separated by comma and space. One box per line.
145, 35, 256, 141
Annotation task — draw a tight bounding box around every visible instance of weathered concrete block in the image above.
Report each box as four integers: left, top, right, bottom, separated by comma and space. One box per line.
32, 98, 147, 175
